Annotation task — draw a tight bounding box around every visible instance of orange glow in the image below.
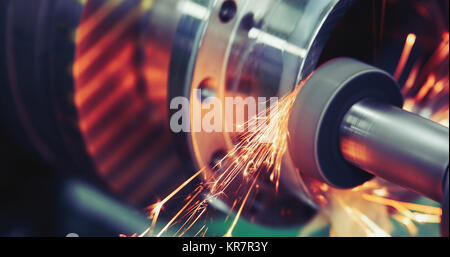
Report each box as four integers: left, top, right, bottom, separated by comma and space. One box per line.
78, 69, 137, 132
75, 0, 123, 44
74, 1, 447, 237
112, 135, 174, 191
402, 31, 449, 128
431, 106, 450, 127
74, 4, 145, 78
394, 33, 416, 80
84, 100, 142, 153
415, 74, 436, 103
75, 42, 135, 108
402, 61, 420, 95
363, 194, 442, 216
140, 86, 302, 237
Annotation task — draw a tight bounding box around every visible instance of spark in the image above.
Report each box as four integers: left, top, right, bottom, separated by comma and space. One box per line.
402, 61, 421, 95
224, 171, 261, 237
394, 33, 416, 80
362, 194, 442, 223
313, 30, 447, 237
139, 168, 206, 237
402, 31, 449, 127
140, 86, 301, 237
361, 193, 441, 236
136, 6, 448, 238
415, 74, 437, 102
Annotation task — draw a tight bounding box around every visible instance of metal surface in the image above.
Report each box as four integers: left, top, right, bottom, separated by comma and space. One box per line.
2, 0, 361, 227
73, 0, 195, 206
288, 58, 404, 189
168, 0, 358, 225
0, 0, 448, 236
288, 58, 449, 201
288, 58, 449, 235
341, 99, 449, 202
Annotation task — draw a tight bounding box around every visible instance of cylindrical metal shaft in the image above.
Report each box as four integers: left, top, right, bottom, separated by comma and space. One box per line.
340, 99, 450, 202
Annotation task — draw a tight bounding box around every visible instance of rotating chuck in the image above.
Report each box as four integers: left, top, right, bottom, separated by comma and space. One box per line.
288, 58, 449, 236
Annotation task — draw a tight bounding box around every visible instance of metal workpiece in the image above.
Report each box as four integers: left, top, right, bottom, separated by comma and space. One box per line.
0, 0, 448, 237
340, 99, 449, 202
288, 57, 449, 202
184, 0, 356, 174
2, 0, 363, 228
177, 0, 358, 225
288, 58, 404, 189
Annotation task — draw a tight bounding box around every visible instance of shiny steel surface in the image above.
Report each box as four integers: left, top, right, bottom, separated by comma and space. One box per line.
73, 0, 194, 206
1, 0, 448, 236
288, 57, 449, 204
164, 0, 358, 224
5, 0, 350, 225
341, 99, 450, 202
288, 58, 404, 189
175, 0, 356, 173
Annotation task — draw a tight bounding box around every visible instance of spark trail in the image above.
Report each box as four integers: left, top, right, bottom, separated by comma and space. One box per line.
139, 86, 301, 237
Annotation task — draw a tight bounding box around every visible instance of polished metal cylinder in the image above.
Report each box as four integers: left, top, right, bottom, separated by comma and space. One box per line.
340, 99, 450, 202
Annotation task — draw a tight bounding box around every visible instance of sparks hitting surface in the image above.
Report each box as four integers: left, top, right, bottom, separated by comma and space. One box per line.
304, 31, 448, 237
132, 86, 301, 237
130, 29, 449, 237
122, 1, 449, 237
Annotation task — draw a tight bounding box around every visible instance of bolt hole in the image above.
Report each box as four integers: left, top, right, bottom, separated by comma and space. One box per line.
219, 0, 237, 23
197, 78, 217, 103
240, 13, 255, 30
